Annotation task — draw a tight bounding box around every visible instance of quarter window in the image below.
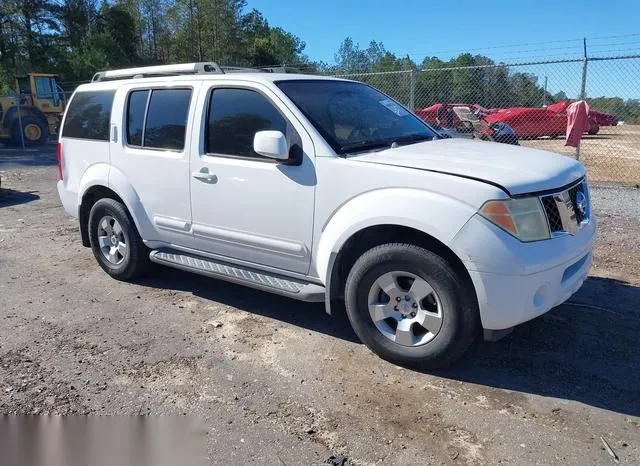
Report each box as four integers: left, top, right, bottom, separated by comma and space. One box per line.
126, 90, 148, 146
207, 88, 286, 157
62, 90, 115, 141
126, 88, 192, 150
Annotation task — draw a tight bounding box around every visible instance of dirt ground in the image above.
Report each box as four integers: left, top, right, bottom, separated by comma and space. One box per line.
521, 125, 640, 186
1, 148, 639, 465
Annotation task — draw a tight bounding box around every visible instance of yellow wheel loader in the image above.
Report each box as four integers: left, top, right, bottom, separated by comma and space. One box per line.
0, 73, 66, 146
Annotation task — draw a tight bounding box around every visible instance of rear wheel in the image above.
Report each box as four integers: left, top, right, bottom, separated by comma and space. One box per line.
11, 116, 49, 146
88, 198, 150, 280
344, 243, 479, 369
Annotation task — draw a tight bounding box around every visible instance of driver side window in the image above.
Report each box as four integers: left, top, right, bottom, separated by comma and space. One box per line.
207, 88, 287, 158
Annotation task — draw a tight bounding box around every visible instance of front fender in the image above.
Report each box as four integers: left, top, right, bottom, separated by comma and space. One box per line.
314, 188, 478, 286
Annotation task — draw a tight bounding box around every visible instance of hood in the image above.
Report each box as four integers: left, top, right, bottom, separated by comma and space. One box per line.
349, 138, 585, 195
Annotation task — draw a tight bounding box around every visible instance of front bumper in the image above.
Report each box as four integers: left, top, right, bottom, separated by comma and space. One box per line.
451, 213, 596, 330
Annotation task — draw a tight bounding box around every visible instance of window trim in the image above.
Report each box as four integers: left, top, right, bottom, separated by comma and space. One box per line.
124, 86, 194, 153
61, 89, 116, 142
203, 84, 294, 163
125, 89, 150, 148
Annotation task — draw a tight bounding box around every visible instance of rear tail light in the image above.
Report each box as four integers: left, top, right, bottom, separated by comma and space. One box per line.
56, 143, 63, 180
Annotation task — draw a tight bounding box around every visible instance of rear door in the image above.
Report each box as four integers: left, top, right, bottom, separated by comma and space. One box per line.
109, 82, 199, 245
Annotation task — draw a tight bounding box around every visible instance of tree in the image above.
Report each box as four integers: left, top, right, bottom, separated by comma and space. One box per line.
333, 37, 391, 74
96, 2, 139, 67
587, 97, 640, 124
553, 91, 568, 102
0, 0, 308, 87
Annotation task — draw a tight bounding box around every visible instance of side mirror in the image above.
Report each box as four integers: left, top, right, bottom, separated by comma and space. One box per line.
253, 130, 289, 161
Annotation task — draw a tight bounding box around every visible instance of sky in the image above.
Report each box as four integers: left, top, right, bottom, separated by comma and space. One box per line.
246, 0, 640, 99
247, 0, 640, 64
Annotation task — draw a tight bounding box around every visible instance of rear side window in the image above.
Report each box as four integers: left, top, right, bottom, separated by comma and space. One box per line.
127, 90, 148, 146
126, 88, 192, 151
207, 88, 286, 157
62, 90, 115, 141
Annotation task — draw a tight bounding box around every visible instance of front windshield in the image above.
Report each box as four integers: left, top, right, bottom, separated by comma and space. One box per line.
276, 79, 439, 154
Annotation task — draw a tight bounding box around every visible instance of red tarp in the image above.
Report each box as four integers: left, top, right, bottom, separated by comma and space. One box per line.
565, 101, 590, 148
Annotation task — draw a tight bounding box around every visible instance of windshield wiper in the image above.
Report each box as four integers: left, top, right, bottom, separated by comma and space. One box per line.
340, 133, 434, 154
340, 140, 392, 153
390, 133, 434, 147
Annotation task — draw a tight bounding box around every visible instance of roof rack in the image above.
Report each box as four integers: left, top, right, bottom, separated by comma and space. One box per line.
91, 62, 225, 82
220, 66, 268, 74
259, 65, 311, 74
91, 61, 308, 82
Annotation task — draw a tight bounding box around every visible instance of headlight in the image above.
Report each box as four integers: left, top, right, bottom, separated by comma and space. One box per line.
479, 197, 550, 242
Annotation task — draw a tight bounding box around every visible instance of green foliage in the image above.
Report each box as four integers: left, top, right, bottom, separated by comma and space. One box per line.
587, 97, 640, 124
0, 64, 11, 93
333, 39, 561, 109
0, 0, 309, 89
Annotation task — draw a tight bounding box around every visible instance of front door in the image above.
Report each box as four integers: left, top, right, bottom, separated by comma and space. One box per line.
188, 83, 316, 274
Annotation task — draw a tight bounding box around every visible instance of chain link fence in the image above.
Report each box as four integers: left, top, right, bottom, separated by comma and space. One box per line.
335, 54, 640, 186
2, 55, 638, 186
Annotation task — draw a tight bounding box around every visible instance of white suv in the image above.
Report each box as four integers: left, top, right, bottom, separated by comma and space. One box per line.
57, 62, 595, 368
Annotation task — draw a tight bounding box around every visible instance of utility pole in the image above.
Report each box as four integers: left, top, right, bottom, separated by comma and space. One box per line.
543, 75, 548, 107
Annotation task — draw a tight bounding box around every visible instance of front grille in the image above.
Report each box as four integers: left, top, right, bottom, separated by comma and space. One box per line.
541, 196, 563, 232
540, 179, 590, 236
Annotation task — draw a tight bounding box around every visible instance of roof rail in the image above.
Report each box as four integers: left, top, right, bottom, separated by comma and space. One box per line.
220, 66, 269, 74
91, 62, 224, 82
259, 65, 305, 74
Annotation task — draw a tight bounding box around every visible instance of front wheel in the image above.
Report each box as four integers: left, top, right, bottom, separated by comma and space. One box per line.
88, 198, 150, 280
344, 243, 479, 369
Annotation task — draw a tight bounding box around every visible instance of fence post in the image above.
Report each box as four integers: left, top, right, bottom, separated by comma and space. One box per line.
409, 70, 416, 111
16, 94, 26, 154
577, 38, 588, 160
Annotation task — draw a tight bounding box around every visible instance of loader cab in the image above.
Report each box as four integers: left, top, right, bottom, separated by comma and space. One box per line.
0, 73, 66, 146
15, 73, 65, 112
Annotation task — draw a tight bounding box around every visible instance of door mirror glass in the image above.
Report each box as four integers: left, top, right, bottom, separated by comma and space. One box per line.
253, 130, 289, 160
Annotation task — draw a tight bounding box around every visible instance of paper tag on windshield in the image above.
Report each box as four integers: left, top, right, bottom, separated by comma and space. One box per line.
379, 98, 409, 116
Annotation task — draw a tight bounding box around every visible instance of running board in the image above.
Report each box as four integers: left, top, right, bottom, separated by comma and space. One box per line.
149, 249, 325, 302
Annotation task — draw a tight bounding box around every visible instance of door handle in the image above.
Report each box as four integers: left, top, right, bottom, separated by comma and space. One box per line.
192, 171, 217, 183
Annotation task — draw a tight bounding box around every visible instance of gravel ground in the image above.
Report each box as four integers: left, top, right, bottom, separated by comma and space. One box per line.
1, 150, 639, 465
521, 125, 640, 185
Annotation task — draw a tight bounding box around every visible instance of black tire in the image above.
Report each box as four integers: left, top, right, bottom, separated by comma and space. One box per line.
344, 243, 480, 369
11, 116, 49, 146
88, 198, 150, 280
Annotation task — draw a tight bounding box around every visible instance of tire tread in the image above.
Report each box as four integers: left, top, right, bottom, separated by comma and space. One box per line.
344, 242, 479, 369
88, 198, 150, 280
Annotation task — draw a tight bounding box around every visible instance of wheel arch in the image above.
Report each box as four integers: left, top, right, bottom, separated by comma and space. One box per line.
78, 185, 126, 247
78, 167, 154, 248
323, 224, 478, 316
315, 189, 480, 315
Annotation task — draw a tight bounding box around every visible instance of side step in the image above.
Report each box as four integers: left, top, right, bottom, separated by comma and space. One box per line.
149, 249, 325, 302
